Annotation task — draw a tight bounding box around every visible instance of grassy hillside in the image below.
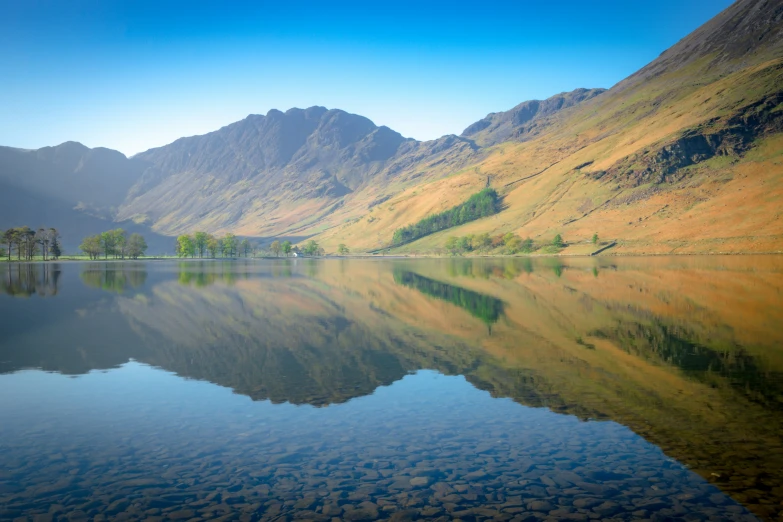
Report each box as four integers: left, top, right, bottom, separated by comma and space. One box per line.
314, 0, 783, 254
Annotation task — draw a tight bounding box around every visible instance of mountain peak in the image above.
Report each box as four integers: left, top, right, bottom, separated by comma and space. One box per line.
619, 0, 783, 90
461, 88, 606, 146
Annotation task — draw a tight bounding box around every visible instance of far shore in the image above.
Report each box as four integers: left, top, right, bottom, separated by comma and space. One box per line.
2, 250, 783, 264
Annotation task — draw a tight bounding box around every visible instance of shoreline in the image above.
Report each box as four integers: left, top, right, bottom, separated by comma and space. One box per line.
2, 250, 783, 264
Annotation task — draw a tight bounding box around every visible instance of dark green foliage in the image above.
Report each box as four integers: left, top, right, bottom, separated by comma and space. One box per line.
392, 188, 501, 246
393, 269, 504, 325
552, 234, 564, 248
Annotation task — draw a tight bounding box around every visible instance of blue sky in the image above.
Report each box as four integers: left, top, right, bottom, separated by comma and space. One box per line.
1, 0, 733, 156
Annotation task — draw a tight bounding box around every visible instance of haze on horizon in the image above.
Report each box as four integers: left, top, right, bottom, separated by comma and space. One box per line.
2, 0, 732, 156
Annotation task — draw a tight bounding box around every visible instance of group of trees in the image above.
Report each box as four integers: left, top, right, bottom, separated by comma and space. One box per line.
444, 232, 569, 255
269, 240, 293, 257
80, 229, 147, 260
174, 234, 344, 259
175, 231, 257, 258
392, 188, 501, 246
2, 227, 61, 261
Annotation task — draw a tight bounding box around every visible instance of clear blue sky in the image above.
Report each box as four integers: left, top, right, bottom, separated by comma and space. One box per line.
0, 0, 734, 156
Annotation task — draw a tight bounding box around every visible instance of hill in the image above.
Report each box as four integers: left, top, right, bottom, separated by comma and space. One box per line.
316, 0, 783, 255
0, 142, 170, 252
0, 0, 781, 255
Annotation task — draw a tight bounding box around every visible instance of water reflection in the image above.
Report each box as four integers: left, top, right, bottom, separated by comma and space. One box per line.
393, 269, 504, 325
0, 263, 61, 297
0, 257, 781, 520
80, 263, 147, 293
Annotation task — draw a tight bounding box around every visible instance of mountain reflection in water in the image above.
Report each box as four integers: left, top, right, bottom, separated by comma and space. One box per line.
0, 257, 781, 520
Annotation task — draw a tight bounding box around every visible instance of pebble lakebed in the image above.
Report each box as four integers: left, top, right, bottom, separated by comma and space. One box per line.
0, 370, 756, 522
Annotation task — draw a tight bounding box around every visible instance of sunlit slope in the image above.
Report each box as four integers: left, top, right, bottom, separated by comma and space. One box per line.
317, 0, 783, 254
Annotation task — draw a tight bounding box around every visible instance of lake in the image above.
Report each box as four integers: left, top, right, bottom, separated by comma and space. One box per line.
1, 256, 782, 521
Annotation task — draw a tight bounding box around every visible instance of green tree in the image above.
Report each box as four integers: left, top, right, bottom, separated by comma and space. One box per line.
240, 239, 251, 257
282, 240, 292, 257
303, 240, 319, 256
176, 235, 195, 258
445, 236, 459, 254
112, 229, 127, 259
337, 243, 349, 255
506, 237, 522, 254
100, 231, 115, 259
206, 235, 219, 258
193, 231, 209, 258
592, 232, 599, 245
552, 234, 564, 248
521, 237, 534, 253
222, 233, 238, 257
80, 235, 102, 260
270, 240, 281, 257
127, 233, 147, 259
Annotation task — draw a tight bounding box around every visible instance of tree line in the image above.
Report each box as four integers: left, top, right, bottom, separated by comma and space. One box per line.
175, 232, 255, 258
80, 229, 148, 260
391, 188, 501, 246
2, 227, 62, 261
444, 232, 573, 255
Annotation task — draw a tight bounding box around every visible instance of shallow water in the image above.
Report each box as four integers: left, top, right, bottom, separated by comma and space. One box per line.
1, 257, 782, 521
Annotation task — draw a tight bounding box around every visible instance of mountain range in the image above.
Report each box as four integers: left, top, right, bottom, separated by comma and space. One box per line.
1, 0, 782, 254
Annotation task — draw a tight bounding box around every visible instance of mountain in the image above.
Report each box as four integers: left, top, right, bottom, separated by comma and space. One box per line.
1, 0, 781, 255
115, 106, 485, 237
0, 142, 171, 252
318, 0, 783, 254
461, 88, 607, 146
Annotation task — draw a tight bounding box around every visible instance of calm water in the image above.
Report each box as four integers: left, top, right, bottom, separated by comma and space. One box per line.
1, 257, 782, 521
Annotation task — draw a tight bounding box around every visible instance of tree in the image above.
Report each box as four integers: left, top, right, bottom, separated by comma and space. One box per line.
80, 235, 102, 260
337, 244, 349, 255
282, 240, 292, 257
19, 227, 36, 260
240, 239, 251, 258
206, 235, 219, 258
176, 235, 195, 258
222, 233, 238, 257
49, 229, 61, 259
3, 229, 18, 261
36, 228, 49, 261
552, 234, 564, 248
193, 231, 208, 258
100, 231, 116, 259
303, 240, 320, 256
506, 237, 522, 254
112, 229, 127, 259
270, 240, 281, 257
445, 236, 459, 254
521, 237, 534, 253
127, 233, 147, 259
592, 232, 599, 245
